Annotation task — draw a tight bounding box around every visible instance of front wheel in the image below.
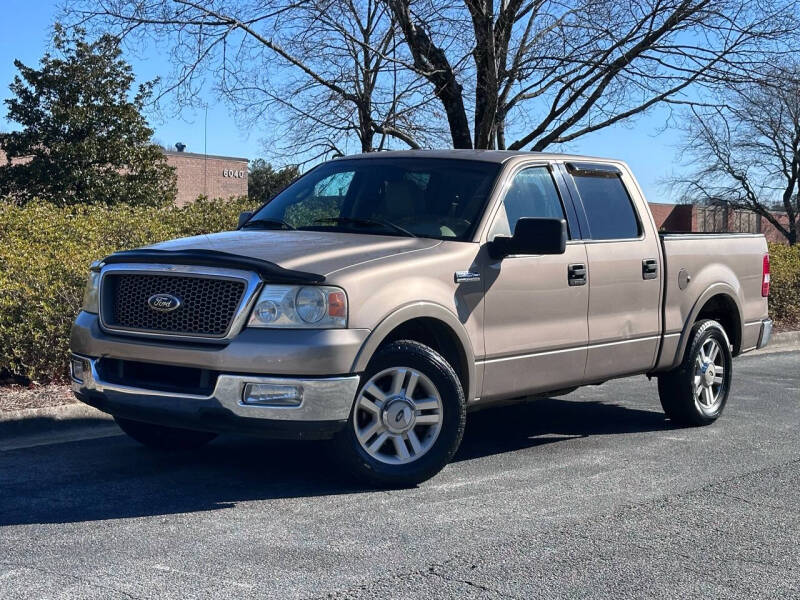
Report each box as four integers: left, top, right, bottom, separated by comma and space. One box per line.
114, 417, 217, 451
658, 319, 733, 426
336, 340, 466, 487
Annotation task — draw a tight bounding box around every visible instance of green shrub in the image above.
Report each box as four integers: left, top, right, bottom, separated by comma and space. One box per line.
0, 197, 253, 382
769, 243, 800, 331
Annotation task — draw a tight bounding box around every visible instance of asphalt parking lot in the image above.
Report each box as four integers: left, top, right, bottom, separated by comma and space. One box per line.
1, 350, 798, 599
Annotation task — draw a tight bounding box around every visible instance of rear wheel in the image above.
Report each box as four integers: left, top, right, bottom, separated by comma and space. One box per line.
658, 319, 733, 426
336, 340, 466, 487
114, 417, 217, 451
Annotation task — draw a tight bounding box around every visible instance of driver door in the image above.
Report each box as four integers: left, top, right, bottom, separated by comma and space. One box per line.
480, 164, 589, 401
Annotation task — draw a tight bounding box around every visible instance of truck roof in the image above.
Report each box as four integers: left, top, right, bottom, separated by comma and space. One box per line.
332, 148, 623, 165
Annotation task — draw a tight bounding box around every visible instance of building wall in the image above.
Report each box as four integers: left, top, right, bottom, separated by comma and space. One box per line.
1, 149, 249, 206
648, 201, 794, 244
163, 151, 248, 206
761, 213, 794, 244
648, 202, 694, 232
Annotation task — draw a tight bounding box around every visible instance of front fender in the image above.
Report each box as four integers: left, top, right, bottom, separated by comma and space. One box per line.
350, 301, 478, 403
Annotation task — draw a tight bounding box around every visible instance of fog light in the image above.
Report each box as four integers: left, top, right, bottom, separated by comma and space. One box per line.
70, 357, 88, 383
242, 383, 303, 407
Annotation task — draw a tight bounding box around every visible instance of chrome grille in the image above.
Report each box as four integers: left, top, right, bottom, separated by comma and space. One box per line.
102, 273, 246, 337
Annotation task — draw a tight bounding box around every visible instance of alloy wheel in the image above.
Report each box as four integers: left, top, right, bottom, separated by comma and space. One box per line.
692, 338, 726, 414
353, 367, 443, 465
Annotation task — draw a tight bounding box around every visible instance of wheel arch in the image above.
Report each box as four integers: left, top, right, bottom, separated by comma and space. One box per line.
673, 285, 744, 367
351, 303, 476, 402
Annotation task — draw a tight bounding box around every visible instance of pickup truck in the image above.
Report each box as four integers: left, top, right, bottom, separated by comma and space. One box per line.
70, 150, 773, 486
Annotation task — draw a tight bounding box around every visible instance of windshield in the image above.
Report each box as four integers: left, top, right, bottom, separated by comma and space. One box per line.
247, 158, 502, 240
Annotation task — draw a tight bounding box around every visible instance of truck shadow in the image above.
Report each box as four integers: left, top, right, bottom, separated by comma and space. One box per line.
454, 396, 672, 461
0, 397, 672, 527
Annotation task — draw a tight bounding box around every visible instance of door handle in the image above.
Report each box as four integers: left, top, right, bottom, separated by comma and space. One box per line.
568, 263, 587, 286
642, 258, 658, 280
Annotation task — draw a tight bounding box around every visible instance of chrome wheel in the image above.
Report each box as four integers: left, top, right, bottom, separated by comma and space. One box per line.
693, 338, 725, 414
353, 367, 443, 465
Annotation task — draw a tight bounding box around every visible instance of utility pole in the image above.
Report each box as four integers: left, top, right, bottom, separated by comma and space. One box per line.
203, 104, 208, 197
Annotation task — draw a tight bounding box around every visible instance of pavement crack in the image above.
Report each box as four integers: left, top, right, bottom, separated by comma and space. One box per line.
426, 566, 523, 599
715, 490, 791, 512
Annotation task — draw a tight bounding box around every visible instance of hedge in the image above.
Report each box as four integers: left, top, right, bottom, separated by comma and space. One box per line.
0, 203, 798, 383
769, 242, 800, 332
0, 198, 253, 382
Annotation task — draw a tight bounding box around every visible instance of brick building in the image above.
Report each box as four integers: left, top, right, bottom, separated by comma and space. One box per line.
0, 147, 249, 206
163, 149, 249, 206
649, 202, 793, 244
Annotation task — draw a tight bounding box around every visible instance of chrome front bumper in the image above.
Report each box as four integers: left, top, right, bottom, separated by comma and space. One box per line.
757, 318, 773, 349
71, 355, 360, 438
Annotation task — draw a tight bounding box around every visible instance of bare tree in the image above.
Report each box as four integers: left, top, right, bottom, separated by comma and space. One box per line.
386, 0, 799, 150
66, 0, 798, 158
65, 0, 442, 161
669, 73, 800, 245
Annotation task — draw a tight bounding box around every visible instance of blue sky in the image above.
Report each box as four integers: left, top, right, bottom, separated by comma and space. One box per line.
0, 0, 684, 203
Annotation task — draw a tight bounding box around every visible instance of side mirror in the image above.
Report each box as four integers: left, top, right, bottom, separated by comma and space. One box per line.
237, 211, 254, 229
488, 217, 567, 259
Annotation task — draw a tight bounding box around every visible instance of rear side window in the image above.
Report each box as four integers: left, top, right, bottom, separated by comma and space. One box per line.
573, 173, 641, 240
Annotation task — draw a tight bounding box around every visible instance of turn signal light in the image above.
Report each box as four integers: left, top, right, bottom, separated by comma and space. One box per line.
328, 291, 347, 318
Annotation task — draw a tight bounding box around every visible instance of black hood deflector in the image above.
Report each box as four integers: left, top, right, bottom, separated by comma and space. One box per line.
102, 249, 325, 284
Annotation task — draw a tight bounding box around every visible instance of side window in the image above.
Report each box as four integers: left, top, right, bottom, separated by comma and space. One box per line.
491, 166, 566, 239
284, 171, 354, 226
573, 174, 641, 240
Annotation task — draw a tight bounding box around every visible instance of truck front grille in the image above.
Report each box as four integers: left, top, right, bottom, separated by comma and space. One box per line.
101, 273, 246, 337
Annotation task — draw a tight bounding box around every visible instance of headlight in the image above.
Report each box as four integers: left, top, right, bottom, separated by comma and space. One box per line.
248, 285, 347, 328
82, 263, 102, 314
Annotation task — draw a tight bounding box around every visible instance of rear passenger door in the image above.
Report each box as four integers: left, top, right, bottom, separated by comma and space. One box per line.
561, 162, 661, 381
480, 163, 589, 401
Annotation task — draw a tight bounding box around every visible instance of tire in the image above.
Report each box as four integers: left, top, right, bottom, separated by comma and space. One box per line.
114, 417, 217, 451
657, 319, 733, 426
336, 340, 467, 487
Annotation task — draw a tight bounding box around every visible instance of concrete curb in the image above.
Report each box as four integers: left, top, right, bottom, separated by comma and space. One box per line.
0, 402, 109, 425
750, 330, 800, 356
0, 402, 114, 448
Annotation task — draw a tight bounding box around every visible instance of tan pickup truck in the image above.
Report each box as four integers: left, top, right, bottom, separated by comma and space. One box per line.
70, 150, 772, 486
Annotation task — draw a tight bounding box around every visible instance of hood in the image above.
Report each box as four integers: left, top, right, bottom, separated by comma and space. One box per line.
148, 230, 441, 276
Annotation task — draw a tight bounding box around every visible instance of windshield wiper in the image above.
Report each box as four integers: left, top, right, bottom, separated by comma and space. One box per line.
312, 217, 416, 238
241, 218, 296, 231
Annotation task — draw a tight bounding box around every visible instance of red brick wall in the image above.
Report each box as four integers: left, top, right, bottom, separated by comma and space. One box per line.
761, 213, 794, 244
2, 149, 248, 206
164, 151, 248, 206
0, 149, 32, 166
648, 203, 695, 232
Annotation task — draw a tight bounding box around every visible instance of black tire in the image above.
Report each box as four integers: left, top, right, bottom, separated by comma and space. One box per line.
336, 340, 466, 488
114, 417, 217, 451
657, 319, 733, 426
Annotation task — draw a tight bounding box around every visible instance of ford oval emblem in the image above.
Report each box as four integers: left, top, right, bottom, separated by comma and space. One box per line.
148, 293, 182, 312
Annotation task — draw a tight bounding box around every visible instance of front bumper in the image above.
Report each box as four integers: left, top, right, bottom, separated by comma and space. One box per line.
71, 355, 359, 440
70, 311, 370, 376
757, 318, 773, 349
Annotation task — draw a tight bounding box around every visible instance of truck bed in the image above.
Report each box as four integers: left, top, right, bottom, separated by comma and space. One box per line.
655, 232, 768, 371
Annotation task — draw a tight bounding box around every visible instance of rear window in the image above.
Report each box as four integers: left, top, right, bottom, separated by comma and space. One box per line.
573, 173, 641, 240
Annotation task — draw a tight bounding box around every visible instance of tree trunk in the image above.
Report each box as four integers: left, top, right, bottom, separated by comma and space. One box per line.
470, 2, 498, 149
387, 0, 472, 149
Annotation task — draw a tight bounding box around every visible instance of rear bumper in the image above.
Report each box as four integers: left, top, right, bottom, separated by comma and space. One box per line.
71, 355, 359, 440
757, 318, 773, 350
